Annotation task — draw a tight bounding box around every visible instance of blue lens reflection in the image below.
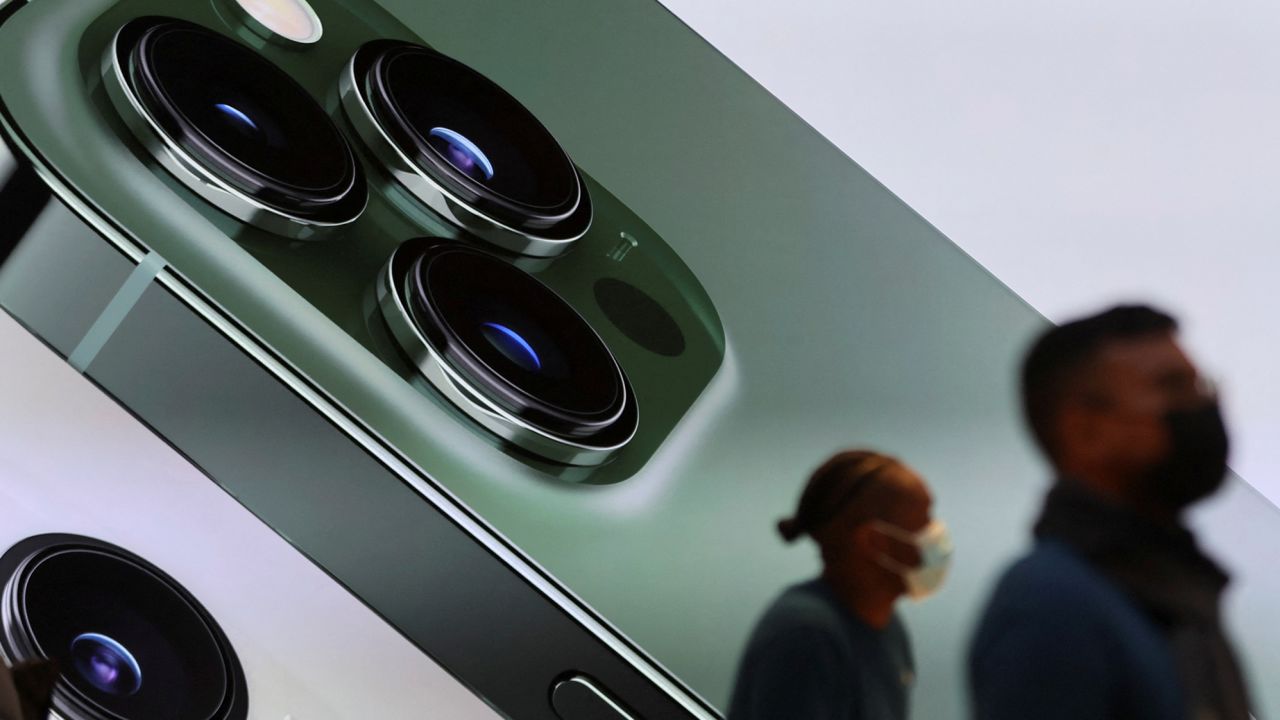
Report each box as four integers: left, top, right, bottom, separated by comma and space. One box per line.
214, 103, 260, 134
480, 322, 541, 372
428, 127, 495, 182
71, 633, 142, 696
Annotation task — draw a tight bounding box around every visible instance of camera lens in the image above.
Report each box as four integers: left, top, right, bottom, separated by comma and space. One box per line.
348, 41, 591, 250
383, 241, 637, 454
0, 535, 246, 720
116, 18, 365, 226
410, 244, 625, 435
71, 634, 142, 696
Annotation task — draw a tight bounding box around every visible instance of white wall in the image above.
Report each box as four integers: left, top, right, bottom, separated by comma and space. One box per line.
659, 0, 1280, 506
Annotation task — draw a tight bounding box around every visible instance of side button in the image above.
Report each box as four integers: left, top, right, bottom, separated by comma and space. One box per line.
551, 675, 637, 720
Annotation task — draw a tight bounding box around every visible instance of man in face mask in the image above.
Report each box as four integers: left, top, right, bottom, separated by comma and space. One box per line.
728, 450, 952, 720
969, 304, 1254, 720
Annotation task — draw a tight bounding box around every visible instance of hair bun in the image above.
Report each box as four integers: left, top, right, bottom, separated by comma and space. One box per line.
777, 517, 803, 542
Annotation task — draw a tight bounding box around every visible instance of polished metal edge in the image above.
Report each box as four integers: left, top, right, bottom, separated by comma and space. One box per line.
339, 57, 587, 258
0, 109, 717, 720
375, 245, 637, 466
100, 25, 364, 240
554, 675, 639, 720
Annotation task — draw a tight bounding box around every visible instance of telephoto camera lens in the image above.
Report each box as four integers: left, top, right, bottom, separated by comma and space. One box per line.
348, 41, 592, 252
0, 535, 247, 720
381, 240, 637, 463
115, 17, 365, 227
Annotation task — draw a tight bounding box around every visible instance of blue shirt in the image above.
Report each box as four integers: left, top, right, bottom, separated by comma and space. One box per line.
729, 579, 914, 720
969, 540, 1186, 720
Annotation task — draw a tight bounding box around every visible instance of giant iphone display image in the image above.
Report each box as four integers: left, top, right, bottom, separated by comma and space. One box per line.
0, 312, 496, 718
0, 0, 1276, 718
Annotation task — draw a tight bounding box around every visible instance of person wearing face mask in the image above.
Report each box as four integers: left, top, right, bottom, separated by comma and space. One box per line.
969, 304, 1254, 720
728, 449, 952, 720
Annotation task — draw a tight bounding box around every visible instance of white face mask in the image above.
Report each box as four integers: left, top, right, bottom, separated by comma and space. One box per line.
872, 520, 954, 600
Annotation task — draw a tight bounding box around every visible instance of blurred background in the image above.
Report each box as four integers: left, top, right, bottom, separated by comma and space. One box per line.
659, 0, 1280, 507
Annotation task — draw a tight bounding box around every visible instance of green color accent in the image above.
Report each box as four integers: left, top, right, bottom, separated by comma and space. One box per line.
1, 0, 1276, 716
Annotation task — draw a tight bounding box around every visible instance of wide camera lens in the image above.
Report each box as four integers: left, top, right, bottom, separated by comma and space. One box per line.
115, 18, 365, 227
0, 535, 246, 720
349, 41, 591, 249
382, 241, 637, 461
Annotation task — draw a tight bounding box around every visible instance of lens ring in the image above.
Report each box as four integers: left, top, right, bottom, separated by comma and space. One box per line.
0, 535, 247, 720
347, 40, 591, 248
407, 244, 625, 434
111, 17, 366, 230
378, 239, 638, 461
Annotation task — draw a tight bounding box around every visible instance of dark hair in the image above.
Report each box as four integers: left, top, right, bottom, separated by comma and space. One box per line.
777, 450, 898, 542
1021, 304, 1177, 461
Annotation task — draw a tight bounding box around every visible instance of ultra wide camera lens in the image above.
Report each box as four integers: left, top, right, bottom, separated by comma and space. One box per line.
0, 535, 246, 720
114, 18, 365, 227
381, 241, 637, 460
347, 41, 592, 252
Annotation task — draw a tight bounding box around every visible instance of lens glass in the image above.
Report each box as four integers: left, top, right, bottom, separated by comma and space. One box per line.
71, 633, 142, 696
22, 549, 230, 719
374, 46, 580, 219
428, 127, 494, 182
480, 322, 541, 372
213, 103, 260, 136
414, 248, 622, 423
131, 21, 358, 210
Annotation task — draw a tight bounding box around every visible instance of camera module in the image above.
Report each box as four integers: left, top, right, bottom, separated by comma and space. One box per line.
106, 17, 366, 236
342, 41, 592, 257
378, 240, 637, 464
0, 535, 247, 720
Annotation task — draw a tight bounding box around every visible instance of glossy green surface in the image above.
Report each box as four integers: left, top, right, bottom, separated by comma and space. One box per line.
1, 0, 1276, 715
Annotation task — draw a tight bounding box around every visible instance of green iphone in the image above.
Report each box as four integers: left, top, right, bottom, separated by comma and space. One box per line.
1, 0, 1275, 717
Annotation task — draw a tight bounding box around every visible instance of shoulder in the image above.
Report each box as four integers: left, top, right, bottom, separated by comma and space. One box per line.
969, 540, 1145, 669
732, 584, 849, 712
987, 540, 1125, 615
739, 581, 851, 661
967, 542, 1183, 719
752, 581, 847, 641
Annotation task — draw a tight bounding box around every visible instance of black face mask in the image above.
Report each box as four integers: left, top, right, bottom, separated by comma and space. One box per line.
1141, 400, 1230, 511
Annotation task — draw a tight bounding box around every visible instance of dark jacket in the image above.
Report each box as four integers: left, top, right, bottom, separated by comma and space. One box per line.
969, 481, 1252, 720
969, 538, 1186, 720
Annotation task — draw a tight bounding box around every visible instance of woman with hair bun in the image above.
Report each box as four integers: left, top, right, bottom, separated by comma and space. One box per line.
728, 449, 952, 720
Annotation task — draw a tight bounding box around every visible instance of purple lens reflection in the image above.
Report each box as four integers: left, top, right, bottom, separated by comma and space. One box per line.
428, 127, 494, 182
71, 633, 142, 696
